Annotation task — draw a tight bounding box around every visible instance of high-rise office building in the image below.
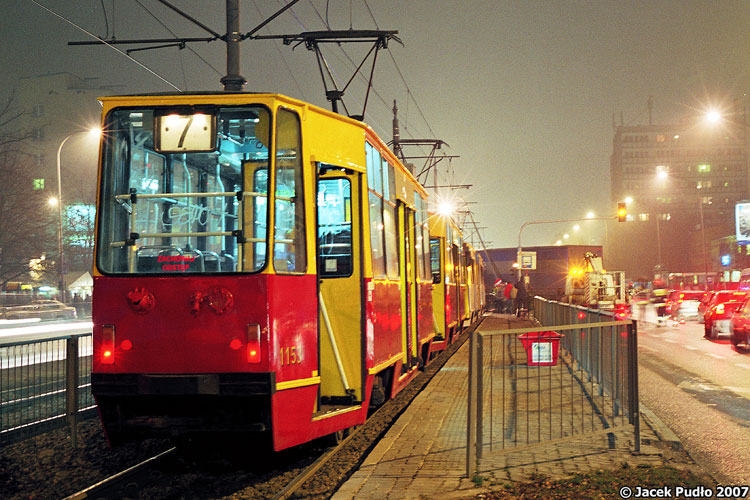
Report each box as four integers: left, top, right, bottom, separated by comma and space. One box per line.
609, 111, 749, 277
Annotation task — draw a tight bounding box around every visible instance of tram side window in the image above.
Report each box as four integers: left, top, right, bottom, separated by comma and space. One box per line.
444, 226, 454, 284
383, 162, 398, 279
366, 141, 386, 277
244, 163, 268, 270
369, 192, 386, 277
274, 109, 306, 273
414, 194, 430, 281
318, 178, 352, 277
430, 237, 442, 284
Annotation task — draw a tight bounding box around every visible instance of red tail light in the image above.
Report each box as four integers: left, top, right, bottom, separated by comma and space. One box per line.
101, 325, 115, 365
716, 303, 725, 315
247, 324, 261, 364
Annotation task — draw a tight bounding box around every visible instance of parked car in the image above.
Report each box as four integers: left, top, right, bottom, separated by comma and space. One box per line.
704, 291, 748, 339
697, 291, 718, 323
730, 297, 750, 350
665, 290, 706, 321
0, 300, 77, 321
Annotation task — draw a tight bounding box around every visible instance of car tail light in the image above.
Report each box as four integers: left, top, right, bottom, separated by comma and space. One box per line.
247, 324, 261, 364
101, 325, 115, 365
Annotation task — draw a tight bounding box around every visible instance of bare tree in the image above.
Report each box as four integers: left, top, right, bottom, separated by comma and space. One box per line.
63, 164, 97, 271
0, 93, 57, 288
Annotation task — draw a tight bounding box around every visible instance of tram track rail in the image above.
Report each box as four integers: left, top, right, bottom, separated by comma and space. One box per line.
63, 447, 177, 500
21, 317, 483, 500
269, 316, 483, 500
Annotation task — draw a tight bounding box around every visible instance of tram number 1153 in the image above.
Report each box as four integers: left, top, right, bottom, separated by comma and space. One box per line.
280, 346, 302, 366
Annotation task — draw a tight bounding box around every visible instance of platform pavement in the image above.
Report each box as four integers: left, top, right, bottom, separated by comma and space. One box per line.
332, 312, 699, 500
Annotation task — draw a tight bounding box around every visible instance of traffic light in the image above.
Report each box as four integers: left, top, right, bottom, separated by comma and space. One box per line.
617, 202, 627, 222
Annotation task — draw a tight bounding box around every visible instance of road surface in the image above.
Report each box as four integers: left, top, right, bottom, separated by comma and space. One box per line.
637, 311, 750, 483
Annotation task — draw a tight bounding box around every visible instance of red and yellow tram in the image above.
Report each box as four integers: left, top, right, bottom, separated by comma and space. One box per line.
91, 92, 483, 450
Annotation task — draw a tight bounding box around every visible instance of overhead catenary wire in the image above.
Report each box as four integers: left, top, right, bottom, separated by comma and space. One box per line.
276, 0, 389, 134
134, 0, 223, 80
361, 1, 483, 237
362, 0, 438, 140
30, 0, 182, 91
251, 0, 308, 101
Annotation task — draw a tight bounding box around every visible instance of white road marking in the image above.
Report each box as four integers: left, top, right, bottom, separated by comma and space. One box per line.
726, 386, 750, 396
662, 338, 678, 344
638, 344, 658, 352
705, 352, 725, 360
684, 345, 698, 350
736, 363, 750, 370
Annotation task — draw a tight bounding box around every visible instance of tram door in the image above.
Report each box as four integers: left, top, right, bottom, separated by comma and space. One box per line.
399, 203, 418, 368
316, 169, 363, 407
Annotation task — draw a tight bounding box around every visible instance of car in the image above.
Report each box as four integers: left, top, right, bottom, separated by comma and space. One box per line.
697, 290, 718, 323
730, 297, 750, 350
666, 290, 706, 321
0, 300, 77, 321
704, 291, 748, 339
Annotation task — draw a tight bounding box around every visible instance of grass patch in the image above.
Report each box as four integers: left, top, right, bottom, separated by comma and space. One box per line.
473, 464, 711, 499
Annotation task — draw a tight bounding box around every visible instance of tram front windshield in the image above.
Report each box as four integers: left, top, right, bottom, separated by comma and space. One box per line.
97, 106, 270, 274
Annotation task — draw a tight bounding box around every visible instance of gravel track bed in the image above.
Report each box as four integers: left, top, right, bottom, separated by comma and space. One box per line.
1, 327, 474, 500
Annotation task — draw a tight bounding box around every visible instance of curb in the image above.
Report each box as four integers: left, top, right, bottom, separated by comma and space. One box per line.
639, 403, 682, 451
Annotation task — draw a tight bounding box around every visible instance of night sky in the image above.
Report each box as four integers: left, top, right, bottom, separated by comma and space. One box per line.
3, 0, 750, 249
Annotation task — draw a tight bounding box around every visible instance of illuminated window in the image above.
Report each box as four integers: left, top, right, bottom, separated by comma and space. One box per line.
698, 164, 711, 172
273, 109, 306, 274
366, 142, 385, 277
318, 177, 352, 278
656, 134, 665, 142
33, 178, 45, 190
97, 105, 269, 275
430, 238, 441, 284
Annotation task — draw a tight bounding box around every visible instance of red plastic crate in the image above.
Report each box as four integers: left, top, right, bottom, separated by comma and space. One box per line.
518, 331, 564, 366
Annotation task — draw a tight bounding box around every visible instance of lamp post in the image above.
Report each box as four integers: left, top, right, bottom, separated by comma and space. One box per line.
653, 167, 670, 272
55, 128, 100, 302
517, 215, 615, 280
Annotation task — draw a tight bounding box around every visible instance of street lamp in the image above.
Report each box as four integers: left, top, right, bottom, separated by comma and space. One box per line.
706, 109, 721, 124
517, 214, 616, 280
55, 128, 100, 302
653, 170, 668, 271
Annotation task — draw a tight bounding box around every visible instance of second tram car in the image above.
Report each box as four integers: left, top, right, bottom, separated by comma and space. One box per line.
91, 92, 483, 450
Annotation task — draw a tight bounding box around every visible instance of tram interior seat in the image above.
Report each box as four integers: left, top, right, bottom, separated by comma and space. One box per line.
202, 251, 221, 272
135, 245, 238, 273
220, 252, 236, 272
181, 249, 205, 272
136, 246, 184, 273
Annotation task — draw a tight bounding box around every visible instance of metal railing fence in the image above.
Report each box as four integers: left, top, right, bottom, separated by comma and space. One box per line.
0, 333, 95, 446
466, 298, 639, 476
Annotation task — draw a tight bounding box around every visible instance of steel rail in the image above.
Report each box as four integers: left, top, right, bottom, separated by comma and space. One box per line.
274, 316, 485, 500
62, 447, 177, 500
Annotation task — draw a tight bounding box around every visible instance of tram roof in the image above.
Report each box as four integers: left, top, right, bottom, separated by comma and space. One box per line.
98, 91, 428, 199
